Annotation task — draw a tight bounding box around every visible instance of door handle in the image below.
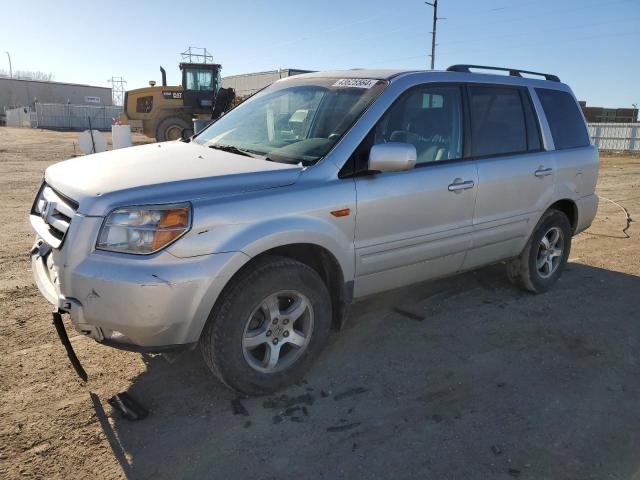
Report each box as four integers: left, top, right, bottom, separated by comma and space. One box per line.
448, 180, 475, 191
534, 167, 553, 177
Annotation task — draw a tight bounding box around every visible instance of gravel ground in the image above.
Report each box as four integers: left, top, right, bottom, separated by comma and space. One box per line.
1, 127, 639, 480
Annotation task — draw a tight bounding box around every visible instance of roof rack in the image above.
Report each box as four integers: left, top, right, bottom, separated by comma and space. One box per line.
446, 64, 560, 82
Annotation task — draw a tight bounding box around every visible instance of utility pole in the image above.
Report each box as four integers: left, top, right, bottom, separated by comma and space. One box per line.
5, 51, 12, 78
425, 0, 438, 69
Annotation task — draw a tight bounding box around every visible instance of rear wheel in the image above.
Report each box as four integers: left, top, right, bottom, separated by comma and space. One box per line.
507, 209, 572, 293
156, 116, 190, 142
199, 256, 332, 395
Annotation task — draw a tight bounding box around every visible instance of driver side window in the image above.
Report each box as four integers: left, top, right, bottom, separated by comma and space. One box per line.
374, 85, 463, 164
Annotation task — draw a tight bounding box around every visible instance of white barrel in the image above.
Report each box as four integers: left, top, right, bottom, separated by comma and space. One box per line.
111, 125, 132, 149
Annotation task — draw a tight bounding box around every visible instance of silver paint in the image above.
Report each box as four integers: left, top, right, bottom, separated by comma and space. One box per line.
29, 68, 599, 350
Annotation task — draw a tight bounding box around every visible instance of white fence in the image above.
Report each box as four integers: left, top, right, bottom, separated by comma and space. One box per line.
587, 123, 640, 152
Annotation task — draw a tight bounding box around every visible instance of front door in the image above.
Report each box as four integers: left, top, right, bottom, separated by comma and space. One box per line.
181, 65, 218, 111
352, 84, 478, 298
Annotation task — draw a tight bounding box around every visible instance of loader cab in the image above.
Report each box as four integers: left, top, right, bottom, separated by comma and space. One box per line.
180, 62, 221, 111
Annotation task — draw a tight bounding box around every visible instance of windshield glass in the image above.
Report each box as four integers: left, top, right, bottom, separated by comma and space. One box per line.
186, 69, 214, 90
194, 77, 388, 163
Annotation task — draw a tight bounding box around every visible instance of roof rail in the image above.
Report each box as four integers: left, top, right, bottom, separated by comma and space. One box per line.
446, 64, 560, 82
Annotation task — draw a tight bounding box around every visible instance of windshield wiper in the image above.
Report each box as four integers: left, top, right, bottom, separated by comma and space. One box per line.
208, 144, 258, 158
209, 143, 313, 166
265, 157, 314, 166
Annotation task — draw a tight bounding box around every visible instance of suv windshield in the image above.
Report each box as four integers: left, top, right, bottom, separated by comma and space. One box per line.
194, 77, 388, 164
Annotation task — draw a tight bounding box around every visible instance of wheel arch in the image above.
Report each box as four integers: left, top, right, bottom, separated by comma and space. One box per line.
547, 198, 578, 232
214, 243, 351, 333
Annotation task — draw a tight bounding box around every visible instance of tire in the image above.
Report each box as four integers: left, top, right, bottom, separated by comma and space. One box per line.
507, 209, 572, 293
155, 116, 190, 142
199, 255, 332, 395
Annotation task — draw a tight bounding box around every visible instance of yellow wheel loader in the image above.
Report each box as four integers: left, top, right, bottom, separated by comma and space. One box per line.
120, 63, 234, 141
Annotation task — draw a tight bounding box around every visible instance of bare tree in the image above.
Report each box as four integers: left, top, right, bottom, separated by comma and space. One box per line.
0, 69, 54, 81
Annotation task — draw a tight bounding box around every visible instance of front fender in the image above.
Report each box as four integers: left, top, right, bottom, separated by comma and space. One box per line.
168, 215, 355, 282
171, 215, 355, 343
241, 217, 355, 282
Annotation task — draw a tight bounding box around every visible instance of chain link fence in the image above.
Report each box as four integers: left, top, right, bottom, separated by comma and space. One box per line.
34, 103, 123, 130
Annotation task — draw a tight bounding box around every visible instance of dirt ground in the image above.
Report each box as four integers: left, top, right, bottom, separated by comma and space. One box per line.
1, 126, 639, 480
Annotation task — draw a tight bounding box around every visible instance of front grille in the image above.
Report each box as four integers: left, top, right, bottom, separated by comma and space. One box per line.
136, 96, 153, 113
30, 183, 78, 248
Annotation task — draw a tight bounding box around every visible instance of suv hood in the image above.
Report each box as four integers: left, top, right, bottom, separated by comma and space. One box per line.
44, 141, 302, 215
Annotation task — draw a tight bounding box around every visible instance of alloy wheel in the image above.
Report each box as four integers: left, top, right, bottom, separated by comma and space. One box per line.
536, 226, 564, 278
242, 291, 314, 373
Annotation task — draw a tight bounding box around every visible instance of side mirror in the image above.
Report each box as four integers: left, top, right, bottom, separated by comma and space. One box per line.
180, 128, 194, 141
368, 143, 417, 173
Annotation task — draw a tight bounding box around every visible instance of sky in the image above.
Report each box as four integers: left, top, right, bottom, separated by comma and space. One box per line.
2, 0, 638, 107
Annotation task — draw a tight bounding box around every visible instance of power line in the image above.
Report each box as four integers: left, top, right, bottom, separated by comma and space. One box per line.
366, 29, 639, 67
360, 0, 637, 68
439, 15, 640, 47
439, 28, 640, 56
233, 11, 403, 65
445, 0, 632, 29
457, 0, 548, 15
282, 10, 633, 67
224, 0, 634, 73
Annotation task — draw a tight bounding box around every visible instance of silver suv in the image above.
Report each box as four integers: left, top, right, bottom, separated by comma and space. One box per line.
30, 65, 599, 394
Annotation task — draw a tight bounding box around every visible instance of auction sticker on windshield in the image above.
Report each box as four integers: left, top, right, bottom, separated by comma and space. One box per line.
332, 78, 379, 89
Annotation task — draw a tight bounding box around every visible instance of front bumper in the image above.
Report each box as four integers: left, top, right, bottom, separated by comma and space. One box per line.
31, 236, 249, 350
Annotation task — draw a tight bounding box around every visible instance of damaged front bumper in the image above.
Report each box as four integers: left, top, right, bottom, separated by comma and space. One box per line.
30, 236, 246, 352
51, 309, 88, 381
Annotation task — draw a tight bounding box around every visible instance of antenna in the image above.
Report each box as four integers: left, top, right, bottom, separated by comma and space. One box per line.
107, 76, 127, 106
181, 47, 214, 64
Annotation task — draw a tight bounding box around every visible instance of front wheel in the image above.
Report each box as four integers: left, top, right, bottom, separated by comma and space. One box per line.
199, 256, 332, 395
507, 209, 572, 293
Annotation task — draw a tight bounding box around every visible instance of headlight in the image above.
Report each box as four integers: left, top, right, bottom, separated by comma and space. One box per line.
97, 203, 191, 254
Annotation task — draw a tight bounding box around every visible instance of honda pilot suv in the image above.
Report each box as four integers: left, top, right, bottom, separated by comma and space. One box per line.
30, 65, 599, 394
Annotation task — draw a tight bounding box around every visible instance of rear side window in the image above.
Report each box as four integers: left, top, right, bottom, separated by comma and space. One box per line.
535, 88, 590, 150
468, 86, 527, 157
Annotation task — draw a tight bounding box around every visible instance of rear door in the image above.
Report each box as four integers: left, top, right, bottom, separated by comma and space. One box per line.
534, 87, 598, 206
463, 84, 555, 270
352, 84, 478, 298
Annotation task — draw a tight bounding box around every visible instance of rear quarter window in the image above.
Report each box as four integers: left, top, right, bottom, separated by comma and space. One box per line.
535, 88, 590, 150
